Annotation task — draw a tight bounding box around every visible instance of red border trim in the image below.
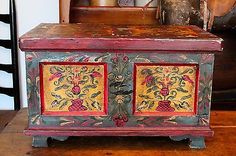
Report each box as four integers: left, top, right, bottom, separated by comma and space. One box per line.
133, 63, 199, 116
20, 38, 223, 53
39, 62, 108, 116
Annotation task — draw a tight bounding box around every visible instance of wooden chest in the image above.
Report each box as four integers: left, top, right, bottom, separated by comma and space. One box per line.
19, 24, 222, 148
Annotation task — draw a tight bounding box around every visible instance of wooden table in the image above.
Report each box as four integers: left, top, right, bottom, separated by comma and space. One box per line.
0, 111, 17, 132
0, 109, 235, 156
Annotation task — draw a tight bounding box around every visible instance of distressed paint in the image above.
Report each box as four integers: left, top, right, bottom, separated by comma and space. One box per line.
19, 24, 223, 52
170, 135, 206, 149
20, 24, 223, 148
25, 52, 214, 128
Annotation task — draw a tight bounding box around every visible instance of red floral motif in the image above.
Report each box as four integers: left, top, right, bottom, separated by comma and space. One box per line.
26, 54, 33, 61
68, 98, 87, 111
90, 71, 103, 78
72, 75, 81, 85
66, 56, 76, 62
123, 56, 129, 62
182, 75, 194, 84
49, 72, 63, 81
160, 87, 169, 96
112, 114, 128, 127
81, 66, 88, 72
156, 100, 175, 112
84, 57, 90, 62
111, 56, 118, 63
71, 85, 81, 95
141, 75, 154, 85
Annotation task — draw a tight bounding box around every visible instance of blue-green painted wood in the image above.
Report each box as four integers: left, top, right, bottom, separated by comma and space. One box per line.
25, 52, 214, 129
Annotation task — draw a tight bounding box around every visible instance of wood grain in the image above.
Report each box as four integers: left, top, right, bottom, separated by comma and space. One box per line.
70, 6, 159, 25
19, 24, 222, 52
0, 109, 236, 155
0, 111, 17, 132
59, 0, 71, 23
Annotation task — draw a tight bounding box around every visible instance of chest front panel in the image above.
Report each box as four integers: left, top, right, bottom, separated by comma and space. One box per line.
26, 52, 213, 129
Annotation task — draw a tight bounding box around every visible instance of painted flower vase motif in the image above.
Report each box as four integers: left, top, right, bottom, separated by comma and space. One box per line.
134, 64, 198, 115
68, 98, 87, 111
156, 100, 175, 112
40, 62, 107, 115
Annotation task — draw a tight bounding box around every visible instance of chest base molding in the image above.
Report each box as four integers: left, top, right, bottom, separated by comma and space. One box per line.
25, 127, 213, 149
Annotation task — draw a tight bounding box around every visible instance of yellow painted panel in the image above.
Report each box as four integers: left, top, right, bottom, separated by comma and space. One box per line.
135, 64, 198, 114
41, 63, 106, 113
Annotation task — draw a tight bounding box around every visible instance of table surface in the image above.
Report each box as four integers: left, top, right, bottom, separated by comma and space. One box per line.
0, 111, 17, 132
19, 24, 223, 52
0, 109, 235, 156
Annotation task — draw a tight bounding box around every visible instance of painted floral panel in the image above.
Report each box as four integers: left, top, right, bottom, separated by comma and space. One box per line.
40, 62, 107, 115
134, 63, 198, 115
26, 52, 213, 127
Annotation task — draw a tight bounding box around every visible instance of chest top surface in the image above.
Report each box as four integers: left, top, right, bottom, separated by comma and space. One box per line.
19, 23, 223, 52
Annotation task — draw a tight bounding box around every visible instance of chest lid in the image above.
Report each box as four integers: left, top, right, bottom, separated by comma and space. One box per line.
19, 23, 223, 52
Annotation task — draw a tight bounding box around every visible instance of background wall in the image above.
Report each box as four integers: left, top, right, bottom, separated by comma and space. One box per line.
0, 0, 59, 109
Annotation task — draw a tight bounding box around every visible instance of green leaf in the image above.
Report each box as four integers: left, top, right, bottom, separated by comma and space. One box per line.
79, 80, 87, 85
146, 88, 152, 94
55, 67, 65, 72
141, 69, 152, 75
139, 94, 152, 99
152, 86, 158, 91
155, 95, 163, 100
59, 100, 68, 110
137, 101, 149, 110
155, 67, 163, 73
167, 96, 175, 100
51, 92, 62, 99
91, 101, 101, 110
65, 91, 74, 98
62, 85, 69, 89
91, 91, 101, 98
154, 91, 160, 96
146, 83, 152, 88
148, 101, 154, 109
51, 100, 59, 107
50, 67, 56, 74
174, 103, 181, 110
79, 94, 86, 98
180, 68, 194, 75
58, 76, 65, 84
55, 85, 63, 91
55, 85, 68, 91
181, 94, 192, 101
176, 87, 188, 93
85, 100, 93, 110
83, 85, 97, 89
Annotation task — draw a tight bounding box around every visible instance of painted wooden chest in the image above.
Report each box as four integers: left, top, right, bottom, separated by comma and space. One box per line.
19, 24, 223, 148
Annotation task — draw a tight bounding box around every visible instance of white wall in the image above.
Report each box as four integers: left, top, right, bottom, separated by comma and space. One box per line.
0, 0, 59, 109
